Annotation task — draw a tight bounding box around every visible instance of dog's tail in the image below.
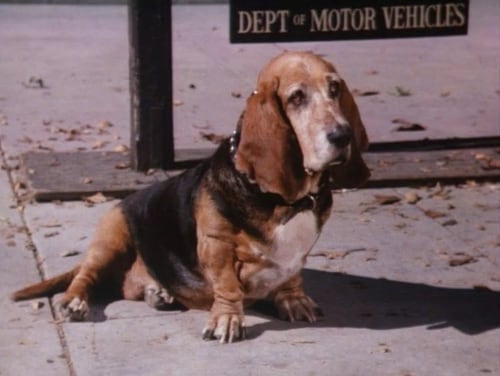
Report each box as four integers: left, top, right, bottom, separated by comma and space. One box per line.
10, 266, 80, 301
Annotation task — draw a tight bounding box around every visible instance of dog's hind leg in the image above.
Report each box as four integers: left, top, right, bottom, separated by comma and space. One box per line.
122, 255, 175, 310
57, 207, 133, 321
144, 283, 174, 310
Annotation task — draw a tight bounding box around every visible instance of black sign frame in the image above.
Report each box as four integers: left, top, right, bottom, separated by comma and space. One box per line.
230, 0, 469, 43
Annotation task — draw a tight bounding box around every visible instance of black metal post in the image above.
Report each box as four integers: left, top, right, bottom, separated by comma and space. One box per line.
128, 0, 174, 171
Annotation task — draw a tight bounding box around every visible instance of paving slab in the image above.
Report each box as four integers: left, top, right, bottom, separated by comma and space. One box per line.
0, 165, 69, 375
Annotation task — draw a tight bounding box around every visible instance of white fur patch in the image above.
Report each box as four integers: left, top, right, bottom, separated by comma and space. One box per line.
246, 211, 319, 298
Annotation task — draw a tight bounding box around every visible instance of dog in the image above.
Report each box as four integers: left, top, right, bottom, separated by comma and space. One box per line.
12, 51, 370, 343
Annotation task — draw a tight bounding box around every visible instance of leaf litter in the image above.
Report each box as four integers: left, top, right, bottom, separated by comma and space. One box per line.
373, 194, 401, 205
200, 131, 226, 144
311, 247, 378, 260
392, 118, 426, 132
82, 192, 109, 206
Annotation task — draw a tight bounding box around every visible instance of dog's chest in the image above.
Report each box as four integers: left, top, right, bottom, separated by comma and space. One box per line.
245, 211, 319, 298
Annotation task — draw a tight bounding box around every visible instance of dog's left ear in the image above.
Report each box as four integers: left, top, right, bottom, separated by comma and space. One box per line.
234, 81, 309, 203
329, 80, 371, 189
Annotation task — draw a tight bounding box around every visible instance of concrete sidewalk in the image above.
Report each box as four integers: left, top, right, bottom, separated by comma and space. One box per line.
0, 3, 499, 376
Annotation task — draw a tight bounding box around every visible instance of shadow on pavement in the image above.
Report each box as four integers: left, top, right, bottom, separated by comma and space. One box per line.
249, 269, 500, 338
82, 268, 499, 338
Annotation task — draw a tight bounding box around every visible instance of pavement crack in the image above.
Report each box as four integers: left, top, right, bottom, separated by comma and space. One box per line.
0, 138, 77, 376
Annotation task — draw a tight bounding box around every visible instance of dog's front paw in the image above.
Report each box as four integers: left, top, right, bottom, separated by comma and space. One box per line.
57, 296, 89, 321
274, 292, 323, 323
202, 312, 247, 344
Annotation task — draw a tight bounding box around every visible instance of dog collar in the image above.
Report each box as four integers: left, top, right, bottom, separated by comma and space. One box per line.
281, 189, 326, 224
229, 129, 240, 156
229, 90, 258, 156
292, 193, 317, 211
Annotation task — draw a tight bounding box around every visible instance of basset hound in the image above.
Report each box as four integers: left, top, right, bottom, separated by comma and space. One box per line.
12, 51, 370, 343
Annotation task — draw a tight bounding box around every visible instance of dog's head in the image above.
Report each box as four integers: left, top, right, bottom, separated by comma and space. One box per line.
234, 51, 370, 202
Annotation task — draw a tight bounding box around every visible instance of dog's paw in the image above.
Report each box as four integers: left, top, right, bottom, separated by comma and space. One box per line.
58, 297, 89, 321
274, 293, 323, 323
144, 284, 174, 310
202, 313, 247, 344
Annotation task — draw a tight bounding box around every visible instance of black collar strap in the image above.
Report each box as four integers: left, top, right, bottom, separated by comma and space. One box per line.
281, 190, 325, 224
229, 129, 240, 157
229, 89, 258, 157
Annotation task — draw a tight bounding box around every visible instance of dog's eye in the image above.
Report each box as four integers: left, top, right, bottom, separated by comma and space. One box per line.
329, 80, 340, 98
288, 89, 306, 107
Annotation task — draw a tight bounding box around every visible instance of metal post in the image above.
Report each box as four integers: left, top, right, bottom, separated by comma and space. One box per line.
128, 0, 174, 171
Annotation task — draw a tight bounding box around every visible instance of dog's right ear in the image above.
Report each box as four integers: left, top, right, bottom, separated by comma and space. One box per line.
233, 81, 309, 203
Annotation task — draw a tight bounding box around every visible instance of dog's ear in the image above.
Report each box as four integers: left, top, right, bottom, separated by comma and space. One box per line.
234, 81, 309, 203
329, 80, 371, 189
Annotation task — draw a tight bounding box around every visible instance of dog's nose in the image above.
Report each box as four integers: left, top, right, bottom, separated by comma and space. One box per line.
327, 124, 352, 148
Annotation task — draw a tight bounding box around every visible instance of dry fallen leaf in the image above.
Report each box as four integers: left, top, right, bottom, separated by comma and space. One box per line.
43, 231, 59, 238
311, 248, 375, 260
490, 276, 500, 283
436, 160, 448, 167
404, 192, 420, 204
463, 180, 478, 188
23, 76, 46, 89
391, 86, 412, 97
474, 153, 489, 161
352, 89, 380, 97
480, 159, 500, 170
441, 219, 458, 227
424, 209, 447, 219
200, 131, 226, 145
114, 162, 130, 170
60, 250, 81, 257
91, 140, 108, 150
374, 194, 401, 205
18, 136, 34, 144
291, 340, 317, 346
0, 113, 8, 126
448, 253, 476, 267
113, 144, 129, 153
427, 183, 450, 198
49, 158, 60, 167
96, 120, 113, 129
392, 118, 426, 132
83, 192, 108, 205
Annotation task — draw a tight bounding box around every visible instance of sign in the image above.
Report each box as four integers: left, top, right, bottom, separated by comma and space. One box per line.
230, 0, 469, 43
